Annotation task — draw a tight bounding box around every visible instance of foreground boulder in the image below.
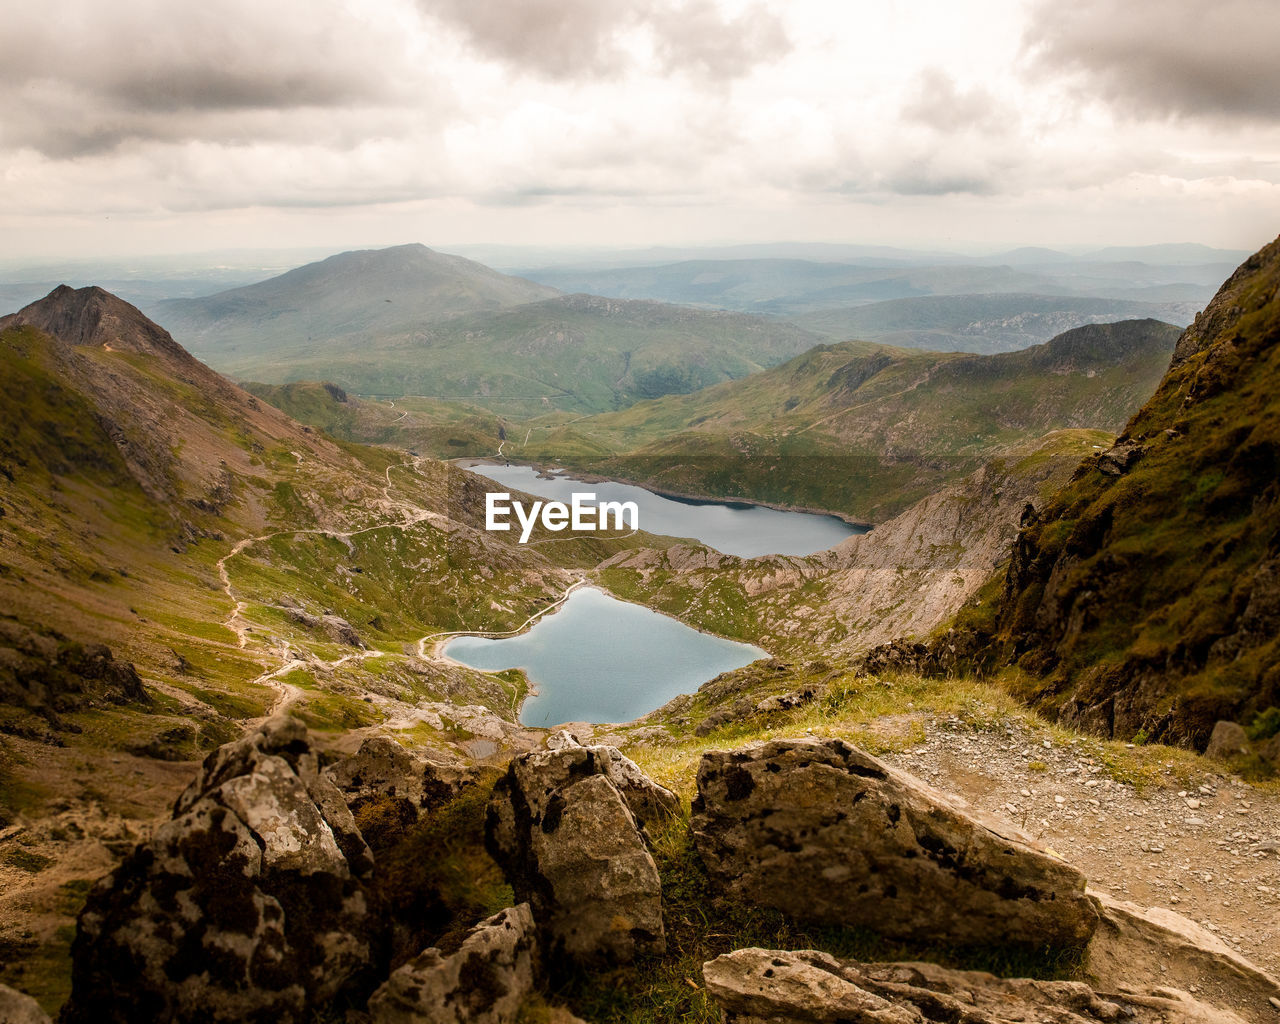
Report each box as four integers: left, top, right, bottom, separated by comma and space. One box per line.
691, 738, 1098, 949
367, 903, 538, 1024
63, 716, 377, 1023
702, 947, 1250, 1024
485, 743, 676, 966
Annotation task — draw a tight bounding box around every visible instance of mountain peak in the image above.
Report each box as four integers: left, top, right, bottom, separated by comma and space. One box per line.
3, 284, 190, 360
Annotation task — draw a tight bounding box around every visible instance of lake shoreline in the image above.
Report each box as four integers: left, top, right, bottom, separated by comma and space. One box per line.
454, 457, 875, 531
436, 582, 770, 727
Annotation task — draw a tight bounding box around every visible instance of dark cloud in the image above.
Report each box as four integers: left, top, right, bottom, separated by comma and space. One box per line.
418, 0, 789, 81
1026, 0, 1280, 122
0, 0, 413, 157
900, 70, 1008, 134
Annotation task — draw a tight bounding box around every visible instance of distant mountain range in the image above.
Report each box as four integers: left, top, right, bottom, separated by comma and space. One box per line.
518, 257, 1224, 315
157, 246, 820, 414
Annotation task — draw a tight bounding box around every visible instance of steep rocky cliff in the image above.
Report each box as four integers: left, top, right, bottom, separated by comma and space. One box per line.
959, 236, 1280, 747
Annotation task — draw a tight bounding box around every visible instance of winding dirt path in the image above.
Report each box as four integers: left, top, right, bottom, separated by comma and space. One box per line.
220, 455, 440, 721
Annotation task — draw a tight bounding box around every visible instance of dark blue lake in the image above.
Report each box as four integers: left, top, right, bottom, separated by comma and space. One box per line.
443, 587, 767, 726
464, 462, 863, 558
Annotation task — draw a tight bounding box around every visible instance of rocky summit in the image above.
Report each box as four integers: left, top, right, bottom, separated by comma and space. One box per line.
32, 720, 1279, 1023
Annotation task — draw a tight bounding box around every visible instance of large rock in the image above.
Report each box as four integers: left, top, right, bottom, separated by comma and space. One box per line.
0, 984, 52, 1024
485, 744, 674, 966
1087, 893, 1280, 1024
691, 738, 1098, 949
326, 735, 477, 821
702, 947, 1250, 1024
63, 716, 377, 1024
367, 903, 538, 1024
1204, 721, 1251, 760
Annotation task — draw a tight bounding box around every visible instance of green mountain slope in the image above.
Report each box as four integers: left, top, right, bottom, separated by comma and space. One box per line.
949, 236, 1280, 748
0, 286, 645, 783
204, 291, 821, 414
154, 243, 559, 351
240, 381, 506, 458
523, 319, 1182, 522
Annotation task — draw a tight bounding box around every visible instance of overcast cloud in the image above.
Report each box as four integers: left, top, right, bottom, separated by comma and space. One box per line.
1026, 0, 1280, 123
2, 0, 1278, 257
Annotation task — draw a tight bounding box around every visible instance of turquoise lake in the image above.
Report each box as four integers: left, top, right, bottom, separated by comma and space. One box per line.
464, 462, 863, 558
443, 587, 767, 726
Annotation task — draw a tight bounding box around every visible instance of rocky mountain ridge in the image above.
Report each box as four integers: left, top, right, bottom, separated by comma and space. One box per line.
930, 236, 1280, 748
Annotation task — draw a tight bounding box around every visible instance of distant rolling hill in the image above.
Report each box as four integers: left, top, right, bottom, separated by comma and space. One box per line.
517, 255, 1227, 318
159, 246, 821, 414
154, 242, 559, 350
519, 318, 1183, 522
791, 292, 1198, 353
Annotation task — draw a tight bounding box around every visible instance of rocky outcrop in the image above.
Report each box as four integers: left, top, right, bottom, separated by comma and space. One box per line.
326, 735, 478, 824
702, 947, 1250, 1024
1204, 721, 1250, 761
367, 903, 538, 1024
63, 716, 376, 1023
0, 620, 148, 729
1087, 894, 1280, 1024
955, 236, 1280, 747
0, 984, 51, 1024
691, 738, 1098, 950
485, 744, 675, 966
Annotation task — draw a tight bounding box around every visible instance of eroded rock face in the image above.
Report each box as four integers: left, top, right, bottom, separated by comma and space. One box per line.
691, 738, 1098, 950
702, 948, 1250, 1024
485, 745, 674, 966
63, 716, 377, 1023
367, 903, 538, 1024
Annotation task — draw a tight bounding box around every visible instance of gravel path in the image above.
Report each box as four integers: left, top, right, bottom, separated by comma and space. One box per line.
879, 717, 1280, 978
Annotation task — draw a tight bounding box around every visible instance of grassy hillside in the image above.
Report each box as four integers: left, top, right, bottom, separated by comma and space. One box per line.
513, 319, 1181, 522
0, 287, 655, 816
155, 243, 559, 352
950, 236, 1280, 748
209, 292, 820, 414
240, 381, 508, 460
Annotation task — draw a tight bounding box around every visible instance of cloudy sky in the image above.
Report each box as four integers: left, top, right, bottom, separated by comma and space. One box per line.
4, 0, 1279, 259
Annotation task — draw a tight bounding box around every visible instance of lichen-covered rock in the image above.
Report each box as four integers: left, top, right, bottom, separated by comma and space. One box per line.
702, 948, 1250, 1024
485, 745, 672, 966
691, 738, 1098, 950
0, 984, 52, 1024
367, 903, 538, 1024
63, 716, 377, 1023
326, 735, 477, 823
